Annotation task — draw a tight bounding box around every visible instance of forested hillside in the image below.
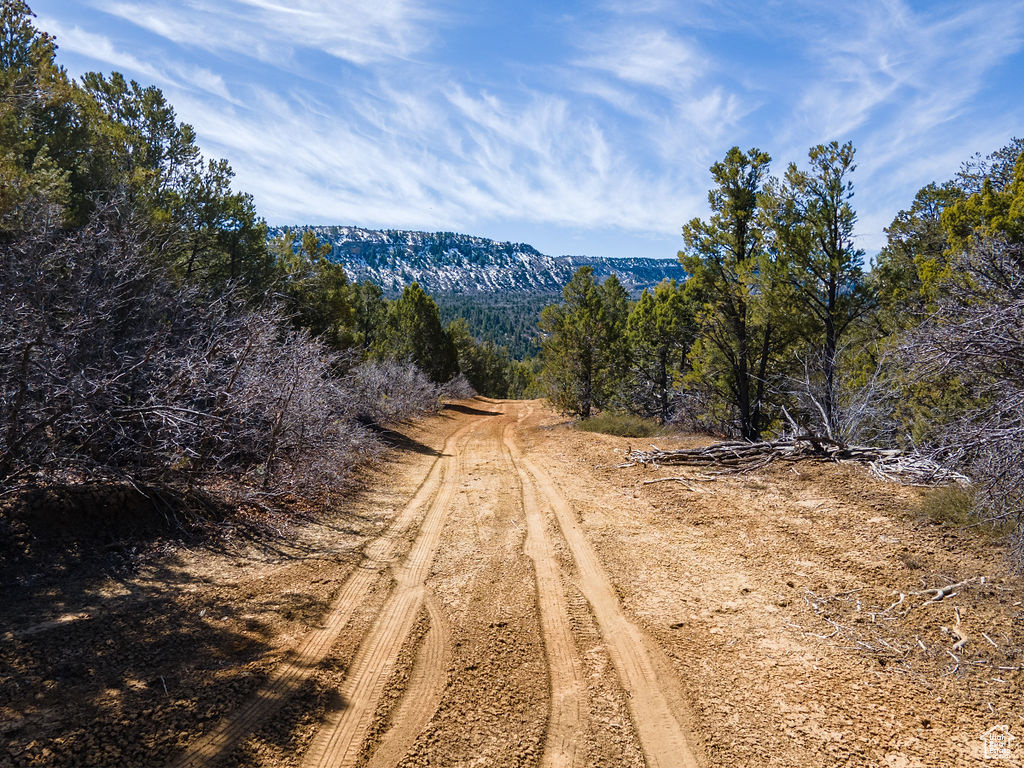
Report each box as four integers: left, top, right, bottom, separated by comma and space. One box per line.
266, 225, 686, 359
435, 292, 553, 359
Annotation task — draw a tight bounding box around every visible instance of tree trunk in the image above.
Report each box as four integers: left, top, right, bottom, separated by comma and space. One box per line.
581, 357, 592, 420
735, 314, 758, 440
658, 349, 670, 424
823, 316, 838, 439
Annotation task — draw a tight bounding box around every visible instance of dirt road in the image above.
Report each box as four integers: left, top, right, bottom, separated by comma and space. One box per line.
3, 399, 1023, 767
166, 399, 700, 768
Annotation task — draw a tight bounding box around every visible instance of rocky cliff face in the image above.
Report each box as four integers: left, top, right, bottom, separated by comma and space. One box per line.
269, 226, 684, 294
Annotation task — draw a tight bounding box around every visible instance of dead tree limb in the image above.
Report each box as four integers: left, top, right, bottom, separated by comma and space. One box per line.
622, 435, 968, 486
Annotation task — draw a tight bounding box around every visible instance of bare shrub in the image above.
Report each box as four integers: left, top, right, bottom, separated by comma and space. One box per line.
0, 202, 378, 505
899, 234, 1024, 559
212, 315, 382, 498
439, 373, 476, 401
668, 385, 737, 437
779, 344, 902, 446
345, 359, 443, 426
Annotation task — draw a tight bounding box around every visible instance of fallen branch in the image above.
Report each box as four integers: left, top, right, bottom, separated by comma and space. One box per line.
946, 648, 960, 674
913, 577, 983, 605
950, 607, 969, 653
623, 435, 969, 486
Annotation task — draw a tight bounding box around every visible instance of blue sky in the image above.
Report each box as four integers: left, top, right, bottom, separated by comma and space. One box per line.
31, 0, 1024, 260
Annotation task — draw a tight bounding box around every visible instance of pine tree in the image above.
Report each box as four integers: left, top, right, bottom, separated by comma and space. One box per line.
680, 146, 778, 439
625, 279, 693, 423
447, 318, 511, 397
599, 273, 630, 406
0, 0, 79, 230
763, 141, 873, 438
377, 283, 458, 383
271, 230, 354, 350
352, 280, 387, 352
539, 267, 627, 418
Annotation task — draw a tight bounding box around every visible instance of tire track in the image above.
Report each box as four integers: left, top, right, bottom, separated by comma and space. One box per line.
363, 592, 450, 768
502, 412, 589, 768
510, 420, 702, 768
168, 418, 477, 768
299, 414, 475, 768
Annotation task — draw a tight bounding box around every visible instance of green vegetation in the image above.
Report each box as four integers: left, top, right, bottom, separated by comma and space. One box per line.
679, 146, 777, 439
0, 3, 521, 514
436, 292, 554, 359
623, 279, 693, 423
375, 283, 459, 383
916, 486, 1014, 538
447, 318, 511, 397
4, 3, 1024, 558
534, 137, 1024, 558
538, 268, 628, 419
918, 486, 977, 529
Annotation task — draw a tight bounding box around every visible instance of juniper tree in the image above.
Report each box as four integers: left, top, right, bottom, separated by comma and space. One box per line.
763, 141, 873, 439
376, 283, 458, 383
539, 267, 627, 419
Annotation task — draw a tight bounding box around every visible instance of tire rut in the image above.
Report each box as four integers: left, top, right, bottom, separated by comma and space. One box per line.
363, 592, 450, 768
298, 416, 474, 768
510, 415, 702, 768
168, 419, 477, 768
502, 415, 589, 768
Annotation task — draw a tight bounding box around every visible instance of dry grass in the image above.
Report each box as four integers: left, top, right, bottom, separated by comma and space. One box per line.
576, 412, 669, 438
917, 485, 1016, 538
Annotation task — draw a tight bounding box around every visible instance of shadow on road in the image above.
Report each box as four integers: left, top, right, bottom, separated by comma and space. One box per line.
368, 425, 445, 456
442, 403, 501, 417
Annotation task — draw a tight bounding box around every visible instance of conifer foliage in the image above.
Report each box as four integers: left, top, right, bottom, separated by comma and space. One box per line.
539, 267, 628, 418
532, 137, 1024, 556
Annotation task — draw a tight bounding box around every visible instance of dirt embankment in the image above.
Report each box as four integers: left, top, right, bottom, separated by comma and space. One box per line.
2, 400, 1022, 768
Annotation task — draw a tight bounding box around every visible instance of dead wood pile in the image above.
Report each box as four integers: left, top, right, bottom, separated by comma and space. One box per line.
623, 436, 969, 486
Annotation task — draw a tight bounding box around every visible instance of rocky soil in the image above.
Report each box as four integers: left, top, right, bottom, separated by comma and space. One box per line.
2, 400, 1022, 767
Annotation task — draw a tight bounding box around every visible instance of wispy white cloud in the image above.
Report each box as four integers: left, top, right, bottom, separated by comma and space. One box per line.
158, 71, 699, 242
39, 16, 237, 102
33, 0, 1024, 259
40, 16, 165, 84
791, 2, 1021, 141
93, 0, 440, 65
774, 0, 1024, 249
575, 27, 704, 95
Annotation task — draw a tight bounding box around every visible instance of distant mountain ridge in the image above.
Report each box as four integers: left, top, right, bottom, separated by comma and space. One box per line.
269, 225, 685, 294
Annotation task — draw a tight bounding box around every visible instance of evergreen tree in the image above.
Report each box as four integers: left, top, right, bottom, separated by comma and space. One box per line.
680, 146, 777, 439
624, 279, 693, 423
764, 141, 873, 438
80, 71, 271, 292
447, 318, 512, 397
872, 182, 961, 330
377, 283, 458, 383
352, 280, 387, 352
271, 230, 354, 350
0, 0, 80, 231
599, 273, 630, 403
539, 267, 626, 418
507, 357, 543, 400
943, 147, 1024, 249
